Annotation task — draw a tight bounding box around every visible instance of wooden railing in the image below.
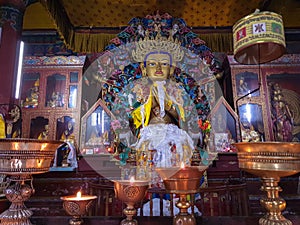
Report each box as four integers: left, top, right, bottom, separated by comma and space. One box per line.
87, 180, 250, 217
87, 182, 121, 216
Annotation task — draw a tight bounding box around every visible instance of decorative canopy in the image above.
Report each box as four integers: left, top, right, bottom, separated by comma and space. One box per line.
21, 0, 300, 53
233, 10, 286, 64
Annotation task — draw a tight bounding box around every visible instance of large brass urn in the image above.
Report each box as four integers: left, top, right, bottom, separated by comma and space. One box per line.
0, 138, 64, 225
234, 142, 300, 225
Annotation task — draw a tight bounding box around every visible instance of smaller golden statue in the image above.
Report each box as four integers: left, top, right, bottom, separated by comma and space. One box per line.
23, 79, 39, 108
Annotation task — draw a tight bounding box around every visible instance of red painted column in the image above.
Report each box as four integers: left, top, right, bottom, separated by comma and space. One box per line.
0, 0, 26, 104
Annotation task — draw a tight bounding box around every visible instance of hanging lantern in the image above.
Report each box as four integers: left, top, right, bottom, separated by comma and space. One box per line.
233, 10, 286, 65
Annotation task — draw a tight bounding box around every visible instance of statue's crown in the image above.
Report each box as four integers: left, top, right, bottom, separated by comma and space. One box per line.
132, 30, 184, 63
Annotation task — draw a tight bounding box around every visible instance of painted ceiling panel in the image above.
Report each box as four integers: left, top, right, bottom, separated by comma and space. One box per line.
60, 0, 262, 28
22, 0, 300, 30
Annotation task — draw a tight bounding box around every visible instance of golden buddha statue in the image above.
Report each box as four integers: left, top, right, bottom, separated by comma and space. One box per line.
60, 121, 75, 143
23, 79, 39, 108
130, 32, 194, 169
38, 124, 49, 140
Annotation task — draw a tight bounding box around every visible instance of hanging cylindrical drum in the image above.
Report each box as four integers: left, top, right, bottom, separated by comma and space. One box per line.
233, 10, 286, 65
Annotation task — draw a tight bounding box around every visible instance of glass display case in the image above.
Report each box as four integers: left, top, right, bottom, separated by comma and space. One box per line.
21, 56, 85, 169
45, 74, 66, 108
21, 72, 40, 108
228, 54, 300, 142
30, 116, 49, 139
208, 97, 238, 153
80, 99, 114, 155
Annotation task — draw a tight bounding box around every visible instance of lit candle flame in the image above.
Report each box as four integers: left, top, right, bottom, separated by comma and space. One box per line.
180, 162, 185, 169
37, 159, 43, 168
14, 143, 20, 150
107, 147, 113, 153
41, 143, 47, 151
130, 176, 135, 184
76, 191, 82, 199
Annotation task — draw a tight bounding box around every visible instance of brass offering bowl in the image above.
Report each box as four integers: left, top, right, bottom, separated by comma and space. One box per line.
0, 138, 64, 225
156, 166, 207, 193
0, 138, 64, 175
156, 166, 208, 225
61, 193, 97, 225
234, 142, 300, 225
114, 180, 149, 225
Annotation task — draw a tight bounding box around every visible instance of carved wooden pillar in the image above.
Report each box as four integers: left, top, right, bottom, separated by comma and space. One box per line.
0, 0, 26, 104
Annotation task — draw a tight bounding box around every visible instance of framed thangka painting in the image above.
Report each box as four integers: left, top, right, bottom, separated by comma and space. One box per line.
235, 71, 260, 97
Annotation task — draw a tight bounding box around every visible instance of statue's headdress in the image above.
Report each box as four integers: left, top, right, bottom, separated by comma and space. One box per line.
131, 30, 184, 65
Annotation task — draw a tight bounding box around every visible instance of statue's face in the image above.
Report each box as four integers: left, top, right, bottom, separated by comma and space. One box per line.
152, 106, 160, 117
143, 53, 172, 81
